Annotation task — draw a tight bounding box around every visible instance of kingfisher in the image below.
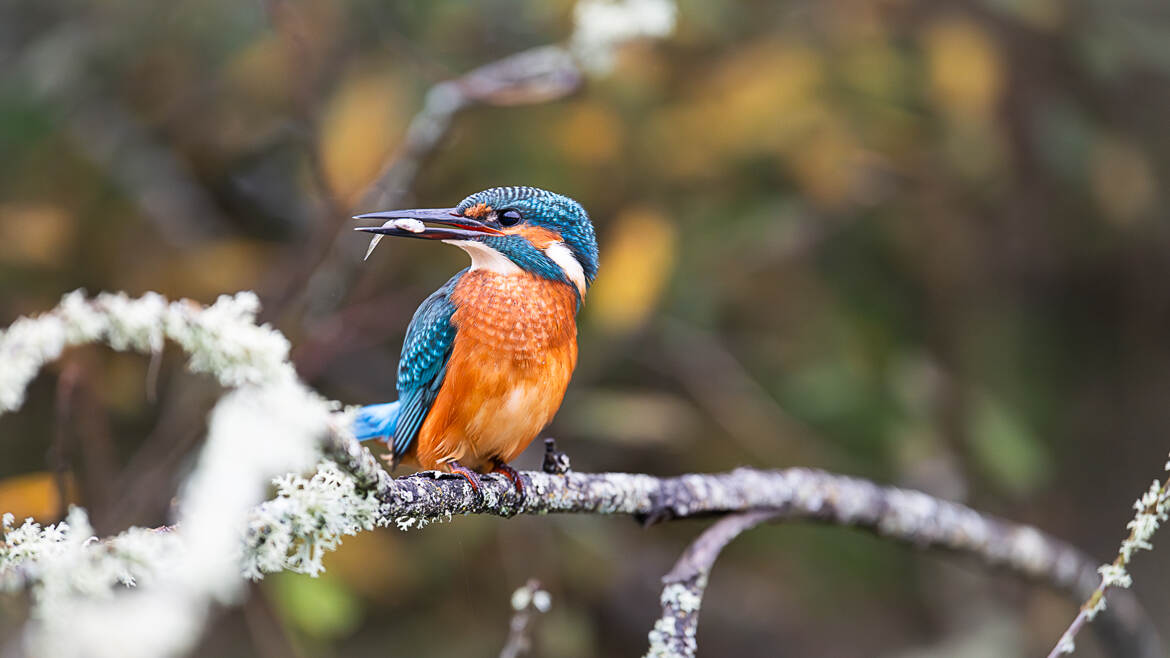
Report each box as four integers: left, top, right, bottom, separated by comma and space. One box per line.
350, 186, 598, 493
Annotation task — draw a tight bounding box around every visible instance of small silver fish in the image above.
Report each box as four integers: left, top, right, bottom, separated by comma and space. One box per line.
364, 218, 427, 260
392, 218, 425, 233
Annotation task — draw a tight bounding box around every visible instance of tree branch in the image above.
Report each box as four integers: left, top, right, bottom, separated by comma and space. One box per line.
1047, 459, 1170, 657
302, 429, 1162, 658
646, 510, 780, 658
499, 579, 551, 658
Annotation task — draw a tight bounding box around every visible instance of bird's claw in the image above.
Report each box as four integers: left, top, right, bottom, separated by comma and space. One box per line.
444, 461, 483, 494
490, 460, 526, 496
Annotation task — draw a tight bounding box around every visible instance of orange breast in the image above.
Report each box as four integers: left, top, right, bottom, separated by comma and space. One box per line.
413, 271, 579, 472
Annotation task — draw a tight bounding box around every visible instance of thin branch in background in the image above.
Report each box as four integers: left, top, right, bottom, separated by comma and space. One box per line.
10, 26, 233, 245
144, 347, 163, 404
260, 1, 584, 326
257, 0, 353, 321
258, 29, 585, 323
64, 99, 235, 244
102, 387, 215, 530
1047, 453, 1170, 657
650, 317, 844, 465
645, 510, 780, 658
359, 45, 582, 214
298, 44, 584, 318
289, 290, 413, 381
363, 44, 581, 216
264, 0, 679, 376
499, 579, 551, 658
49, 355, 120, 529
49, 361, 83, 518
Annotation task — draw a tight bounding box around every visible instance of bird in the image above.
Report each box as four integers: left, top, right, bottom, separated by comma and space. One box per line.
350, 186, 598, 494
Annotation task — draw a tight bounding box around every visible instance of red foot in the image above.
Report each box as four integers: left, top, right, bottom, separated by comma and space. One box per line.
447, 460, 483, 493
491, 460, 525, 496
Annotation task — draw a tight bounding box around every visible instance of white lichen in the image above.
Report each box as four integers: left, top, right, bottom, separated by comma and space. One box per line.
1, 507, 182, 610
1048, 453, 1170, 656
661, 579, 705, 614
643, 574, 706, 658
0, 290, 342, 658
243, 460, 385, 579
509, 580, 551, 614
0, 290, 293, 415
570, 0, 677, 74
532, 588, 551, 613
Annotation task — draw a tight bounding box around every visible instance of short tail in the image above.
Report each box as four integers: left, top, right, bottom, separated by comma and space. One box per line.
352, 401, 400, 442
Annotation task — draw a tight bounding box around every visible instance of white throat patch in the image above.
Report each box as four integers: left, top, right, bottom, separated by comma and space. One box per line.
444, 240, 524, 275
445, 238, 587, 297
545, 242, 587, 297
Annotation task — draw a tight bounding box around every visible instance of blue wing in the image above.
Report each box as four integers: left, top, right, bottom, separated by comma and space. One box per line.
353, 272, 461, 458
371, 272, 463, 463
391, 272, 461, 457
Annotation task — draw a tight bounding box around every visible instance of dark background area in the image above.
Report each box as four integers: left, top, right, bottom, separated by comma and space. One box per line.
2, 0, 1169, 656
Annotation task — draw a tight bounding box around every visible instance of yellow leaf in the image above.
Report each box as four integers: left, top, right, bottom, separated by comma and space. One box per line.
556, 101, 623, 165
652, 40, 826, 177
0, 204, 73, 267
0, 472, 72, 522
319, 69, 406, 203
587, 208, 676, 333
925, 18, 1003, 120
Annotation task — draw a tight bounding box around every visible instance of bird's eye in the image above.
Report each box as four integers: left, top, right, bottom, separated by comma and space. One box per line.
499, 209, 523, 227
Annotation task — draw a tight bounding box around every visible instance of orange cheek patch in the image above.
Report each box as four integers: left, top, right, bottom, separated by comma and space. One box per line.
505, 225, 562, 249
463, 203, 492, 219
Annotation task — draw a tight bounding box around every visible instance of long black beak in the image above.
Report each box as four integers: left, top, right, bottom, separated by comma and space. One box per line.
355, 207, 505, 260
353, 208, 504, 240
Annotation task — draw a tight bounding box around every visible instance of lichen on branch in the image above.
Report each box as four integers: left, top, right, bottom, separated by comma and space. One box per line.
1047, 454, 1170, 657
0, 290, 334, 658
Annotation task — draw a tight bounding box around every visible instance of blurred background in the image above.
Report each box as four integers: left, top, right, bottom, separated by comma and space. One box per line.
2, 0, 1170, 656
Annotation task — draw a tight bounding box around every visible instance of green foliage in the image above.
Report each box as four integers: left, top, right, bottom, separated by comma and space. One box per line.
270, 571, 364, 640
969, 394, 1052, 495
